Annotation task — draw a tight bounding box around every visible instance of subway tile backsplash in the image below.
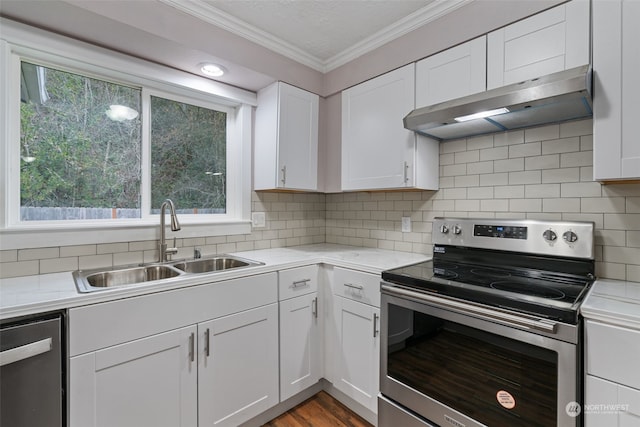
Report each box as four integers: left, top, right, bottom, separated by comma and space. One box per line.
2, 119, 640, 283
326, 119, 640, 283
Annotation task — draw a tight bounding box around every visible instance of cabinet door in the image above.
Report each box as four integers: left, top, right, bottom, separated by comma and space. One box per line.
341, 64, 416, 191
585, 375, 640, 427
593, 0, 640, 180
416, 36, 486, 107
278, 83, 319, 190
332, 296, 380, 413
254, 82, 319, 191
198, 303, 279, 427
280, 292, 321, 401
69, 326, 197, 427
487, 0, 590, 89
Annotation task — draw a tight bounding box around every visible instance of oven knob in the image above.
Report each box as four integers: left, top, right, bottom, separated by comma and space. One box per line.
543, 229, 557, 242
440, 225, 449, 234
452, 225, 462, 235
563, 231, 578, 243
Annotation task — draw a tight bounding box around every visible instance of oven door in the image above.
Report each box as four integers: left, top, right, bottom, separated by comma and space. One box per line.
380, 283, 580, 427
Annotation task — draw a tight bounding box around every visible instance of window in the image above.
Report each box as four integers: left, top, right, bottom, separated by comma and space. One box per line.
1, 23, 254, 249
20, 62, 143, 220
150, 95, 227, 214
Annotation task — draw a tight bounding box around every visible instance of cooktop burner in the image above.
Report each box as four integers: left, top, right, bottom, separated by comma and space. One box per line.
489, 281, 566, 300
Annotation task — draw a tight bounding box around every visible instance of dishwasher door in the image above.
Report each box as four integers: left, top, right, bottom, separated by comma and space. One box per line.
0, 313, 63, 427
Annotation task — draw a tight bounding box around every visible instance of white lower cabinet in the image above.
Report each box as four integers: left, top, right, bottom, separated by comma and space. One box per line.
332, 296, 380, 413
198, 304, 279, 427
278, 265, 322, 401
279, 292, 321, 401
70, 326, 198, 427
69, 273, 279, 427
585, 320, 640, 427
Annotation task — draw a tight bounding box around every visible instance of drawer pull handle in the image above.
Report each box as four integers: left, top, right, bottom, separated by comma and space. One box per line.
344, 283, 364, 291
291, 279, 311, 288
312, 297, 318, 318
0, 338, 52, 367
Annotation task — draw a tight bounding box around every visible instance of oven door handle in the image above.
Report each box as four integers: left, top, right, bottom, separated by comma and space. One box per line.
382, 284, 558, 334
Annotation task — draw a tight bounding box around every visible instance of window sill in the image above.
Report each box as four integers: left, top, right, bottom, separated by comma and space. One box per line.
0, 220, 252, 250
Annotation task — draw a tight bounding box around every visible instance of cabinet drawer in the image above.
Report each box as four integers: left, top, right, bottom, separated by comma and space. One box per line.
333, 267, 380, 308
586, 320, 640, 390
278, 265, 318, 300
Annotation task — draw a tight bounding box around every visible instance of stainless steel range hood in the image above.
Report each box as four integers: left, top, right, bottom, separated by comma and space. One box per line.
404, 65, 592, 141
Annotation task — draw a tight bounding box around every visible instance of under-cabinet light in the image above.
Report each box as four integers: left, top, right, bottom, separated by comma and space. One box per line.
454, 107, 510, 122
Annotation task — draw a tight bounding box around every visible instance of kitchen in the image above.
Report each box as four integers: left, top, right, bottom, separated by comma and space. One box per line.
1, 0, 639, 426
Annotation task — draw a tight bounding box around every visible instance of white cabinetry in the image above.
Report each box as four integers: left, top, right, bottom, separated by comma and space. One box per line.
416, 36, 486, 107
585, 320, 640, 426
69, 273, 279, 427
327, 267, 380, 414
70, 326, 198, 427
593, 0, 640, 181
487, 0, 590, 90
278, 265, 322, 401
341, 64, 438, 191
255, 81, 319, 191
198, 304, 279, 426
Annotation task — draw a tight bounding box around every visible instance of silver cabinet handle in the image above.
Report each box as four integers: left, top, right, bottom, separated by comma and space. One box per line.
291, 278, 311, 288
281, 165, 287, 185
0, 337, 52, 367
204, 328, 210, 357
312, 297, 318, 318
403, 161, 409, 184
344, 283, 364, 290
373, 313, 379, 338
188, 332, 195, 362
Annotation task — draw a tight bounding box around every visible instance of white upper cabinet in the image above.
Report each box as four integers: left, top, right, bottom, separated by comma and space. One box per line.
593, 0, 640, 181
341, 64, 438, 191
487, 0, 590, 90
255, 81, 319, 191
416, 36, 487, 108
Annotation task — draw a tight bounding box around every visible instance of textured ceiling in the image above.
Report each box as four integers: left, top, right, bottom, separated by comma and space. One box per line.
203, 0, 432, 61
160, 0, 466, 71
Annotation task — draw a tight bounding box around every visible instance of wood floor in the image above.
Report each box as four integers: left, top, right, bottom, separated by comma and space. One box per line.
262, 391, 373, 427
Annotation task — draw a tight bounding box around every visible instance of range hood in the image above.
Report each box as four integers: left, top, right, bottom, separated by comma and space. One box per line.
404, 65, 592, 141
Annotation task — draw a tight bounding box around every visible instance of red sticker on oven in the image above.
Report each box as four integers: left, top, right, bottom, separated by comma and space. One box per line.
496, 390, 516, 409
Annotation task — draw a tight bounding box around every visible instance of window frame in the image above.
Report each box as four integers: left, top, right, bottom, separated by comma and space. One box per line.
0, 20, 255, 250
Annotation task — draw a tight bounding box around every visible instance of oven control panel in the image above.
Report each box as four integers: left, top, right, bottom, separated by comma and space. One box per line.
432, 217, 594, 259
473, 224, 527, 240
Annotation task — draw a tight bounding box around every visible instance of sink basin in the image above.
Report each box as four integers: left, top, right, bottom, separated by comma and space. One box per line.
74, 265, 183, 292
171, 256, 263, 274
73, 255, 263, 292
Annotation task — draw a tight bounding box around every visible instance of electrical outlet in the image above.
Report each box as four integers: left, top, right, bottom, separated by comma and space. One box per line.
401, 216, 411, 233
251, 212, 266, 228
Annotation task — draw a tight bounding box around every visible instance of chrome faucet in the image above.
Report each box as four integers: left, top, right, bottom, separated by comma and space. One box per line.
159, 199, 181, 262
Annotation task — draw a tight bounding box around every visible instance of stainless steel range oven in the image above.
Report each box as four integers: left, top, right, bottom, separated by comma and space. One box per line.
379, 218, 595, 427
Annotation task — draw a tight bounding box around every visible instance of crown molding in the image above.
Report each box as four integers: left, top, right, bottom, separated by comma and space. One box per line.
324, 0, 472, 72
159, 0, 473, 73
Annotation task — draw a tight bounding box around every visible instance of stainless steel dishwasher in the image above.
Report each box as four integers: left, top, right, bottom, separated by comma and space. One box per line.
0, 311, 64, 427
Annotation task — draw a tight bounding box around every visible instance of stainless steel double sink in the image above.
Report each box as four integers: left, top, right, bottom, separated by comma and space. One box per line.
73, 255, 263, 293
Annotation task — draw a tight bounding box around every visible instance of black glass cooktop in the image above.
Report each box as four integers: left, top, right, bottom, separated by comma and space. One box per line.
382, 258, 594, 324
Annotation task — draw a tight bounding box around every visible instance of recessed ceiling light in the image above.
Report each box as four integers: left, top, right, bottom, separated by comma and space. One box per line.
200, 63, 226, 77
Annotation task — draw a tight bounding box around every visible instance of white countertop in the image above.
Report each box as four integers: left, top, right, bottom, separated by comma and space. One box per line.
581, 278, 640, 330
0, 244, 429, 320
